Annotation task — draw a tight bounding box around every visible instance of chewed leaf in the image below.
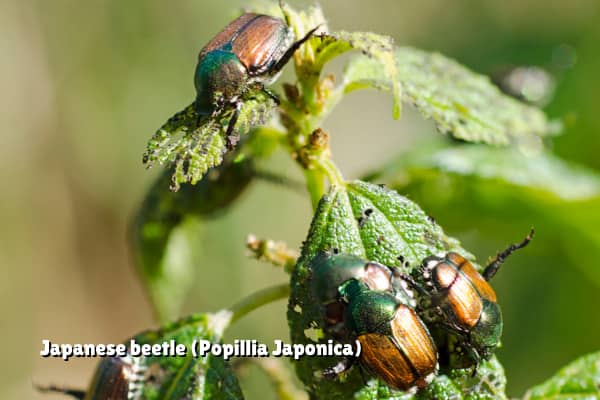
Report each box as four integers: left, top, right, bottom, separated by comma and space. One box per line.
343, 47, 557, 144
523, 351, 600, 399
131, 159, 254, 322
288, 180, 497, 400
143, 95, 275, 191
81, 312, 243, 400
316, 32, 402, 118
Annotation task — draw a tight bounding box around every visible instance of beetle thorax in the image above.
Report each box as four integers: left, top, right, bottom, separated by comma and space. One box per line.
195, 50, 249, 115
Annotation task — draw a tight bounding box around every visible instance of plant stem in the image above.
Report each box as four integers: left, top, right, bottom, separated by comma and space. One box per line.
318, 158, 345, 187
228, 283, 291, 325
304, 168, 326, 210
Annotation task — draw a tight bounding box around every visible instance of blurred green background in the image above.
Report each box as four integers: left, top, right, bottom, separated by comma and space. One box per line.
2, 0, 599, 398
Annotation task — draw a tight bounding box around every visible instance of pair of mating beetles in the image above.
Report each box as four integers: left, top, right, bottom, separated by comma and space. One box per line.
309, 230, 533, 391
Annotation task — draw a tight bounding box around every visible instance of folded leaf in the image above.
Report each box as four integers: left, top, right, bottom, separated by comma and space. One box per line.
132, 159, 254, 322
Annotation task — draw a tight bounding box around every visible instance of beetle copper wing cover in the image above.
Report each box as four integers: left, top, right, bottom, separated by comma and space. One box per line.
200, 13, 293, 75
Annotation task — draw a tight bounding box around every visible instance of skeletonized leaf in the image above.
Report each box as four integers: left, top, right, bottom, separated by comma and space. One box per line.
288, 180, 506, 399
343, 47, 557, 144
131, 159, 254, 322
143, 95, 274, 191
523, 351, 600, 400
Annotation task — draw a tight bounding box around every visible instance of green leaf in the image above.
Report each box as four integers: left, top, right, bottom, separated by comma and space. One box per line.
131, 158, 254, 322
143, 95, 274, 191
343, 47, 557, 144
365, 143, 600, 288
85, 312, 243, 399
368, 144, 600, 201
523, 351, 600, 399
316, 32, 402, 118
288, 180, 504, 399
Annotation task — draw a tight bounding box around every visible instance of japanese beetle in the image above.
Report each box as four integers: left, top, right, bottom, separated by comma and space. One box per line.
409, 230, 534, 367
324, 279, 438, 391
194, 13, 318, 148
309, 252, 400, 334
37, 355, 146, 399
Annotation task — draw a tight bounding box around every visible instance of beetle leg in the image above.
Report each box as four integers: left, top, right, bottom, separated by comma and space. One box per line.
225, 102, 242, 150
437, 320, 469, 337
357, 365, 370, 386
464, 343, 481, 376
261, 86, 281, 105
272, 25, 321, 73
397, 272, 429, 297
470, 363, 479, 377
483, 228, 534, 281
322, 357, 355, 380
35, 384, 86, 399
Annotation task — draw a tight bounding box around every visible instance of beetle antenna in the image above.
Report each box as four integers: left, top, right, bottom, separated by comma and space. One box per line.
483, 228, 535, 281
398, 272, 429, 297
35, 384, 86, 399
273, 25, 321, 72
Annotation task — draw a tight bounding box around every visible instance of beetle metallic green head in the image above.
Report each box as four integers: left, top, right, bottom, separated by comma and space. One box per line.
328, 278, 438, 391
468, 300, 503, 359
309, 252, 395, 333
194, 13, 318, 146
194, 49, 248, 116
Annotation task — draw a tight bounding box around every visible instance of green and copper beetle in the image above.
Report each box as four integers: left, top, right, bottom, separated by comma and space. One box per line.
406, 229, 534, 367
37, 355, 146, 399
323, 279, 438, 391
309, 251, 399, 335
194, 13, 318, 148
